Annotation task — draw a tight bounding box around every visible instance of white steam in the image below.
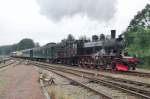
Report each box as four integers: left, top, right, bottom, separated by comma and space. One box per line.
37, 0, 117, 22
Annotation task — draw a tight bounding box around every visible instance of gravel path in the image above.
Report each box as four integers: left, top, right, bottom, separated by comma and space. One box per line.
0, 63, 45, 99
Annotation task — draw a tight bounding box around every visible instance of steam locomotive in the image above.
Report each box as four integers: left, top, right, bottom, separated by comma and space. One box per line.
11, 30, 139, 71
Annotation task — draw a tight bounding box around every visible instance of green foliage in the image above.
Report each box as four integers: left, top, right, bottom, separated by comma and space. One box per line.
125, 28, 150, 57
0, 45, 12, 55
0, 38, 35, 55
125, 4, 150, 68
127, 4, 150, 31
17, 38, 35, 50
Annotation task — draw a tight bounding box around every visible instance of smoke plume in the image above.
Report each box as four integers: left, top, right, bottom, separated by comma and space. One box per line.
37, 0, 117, 22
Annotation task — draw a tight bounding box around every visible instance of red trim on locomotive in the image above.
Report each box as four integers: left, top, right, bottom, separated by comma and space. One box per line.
116, 63, 128, 71
127, 57, 139, 63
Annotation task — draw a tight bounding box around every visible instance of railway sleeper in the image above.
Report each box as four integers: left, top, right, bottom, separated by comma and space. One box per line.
101, 79, 150, 97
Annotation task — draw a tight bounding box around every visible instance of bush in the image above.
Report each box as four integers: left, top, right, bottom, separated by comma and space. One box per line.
138, 56, 150, 69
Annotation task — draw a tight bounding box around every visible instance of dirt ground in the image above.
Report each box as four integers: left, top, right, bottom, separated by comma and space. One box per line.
0, 62, 45, 99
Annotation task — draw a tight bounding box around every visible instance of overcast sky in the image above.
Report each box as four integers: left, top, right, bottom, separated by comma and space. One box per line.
0, 0, 149, 46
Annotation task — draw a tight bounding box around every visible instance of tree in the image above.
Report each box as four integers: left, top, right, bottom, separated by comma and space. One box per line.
0, 38, 35, 55
125, 4, 150, 46
127, 4, 150, 32
67, 34, 75, 41
0, 45, 12, 55
17, 38, 35, 50
124, 4, 150, 67
124, 28, 150, 62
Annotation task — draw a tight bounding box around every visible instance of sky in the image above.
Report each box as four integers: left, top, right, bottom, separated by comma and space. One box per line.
0, 0, 149, 46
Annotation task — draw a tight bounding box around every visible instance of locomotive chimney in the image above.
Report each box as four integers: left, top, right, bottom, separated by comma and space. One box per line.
92, 35, 98, 41
111, 30, 116, 39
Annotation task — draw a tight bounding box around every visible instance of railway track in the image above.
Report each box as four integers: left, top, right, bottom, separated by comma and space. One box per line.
40, 62, 150, 78
99, 70, 150, 78
37, 65, 113, 99
31, 61, 150, 99
0, 60, 16, 69
0, 59, 24, 69
33, 64, 126, 99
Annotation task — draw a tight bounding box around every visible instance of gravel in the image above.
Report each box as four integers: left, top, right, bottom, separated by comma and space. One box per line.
37, 67, 139, 99
37, 68, 101, 99
33, 62, 150, 84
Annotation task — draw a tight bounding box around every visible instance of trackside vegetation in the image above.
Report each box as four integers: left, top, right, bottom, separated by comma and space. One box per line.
124, 4, 150, 69
0, 38, 35, 55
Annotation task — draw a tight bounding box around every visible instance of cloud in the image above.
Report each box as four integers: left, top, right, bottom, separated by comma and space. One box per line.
37, 0, 117, 22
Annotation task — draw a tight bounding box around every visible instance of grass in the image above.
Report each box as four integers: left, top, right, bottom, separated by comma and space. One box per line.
137, 64, 150, 70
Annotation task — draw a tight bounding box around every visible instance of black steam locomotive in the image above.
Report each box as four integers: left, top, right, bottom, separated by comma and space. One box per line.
12, 30, 139, 71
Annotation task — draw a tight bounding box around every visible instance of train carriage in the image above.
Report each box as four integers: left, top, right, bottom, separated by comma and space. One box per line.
21, 49, 33, 58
